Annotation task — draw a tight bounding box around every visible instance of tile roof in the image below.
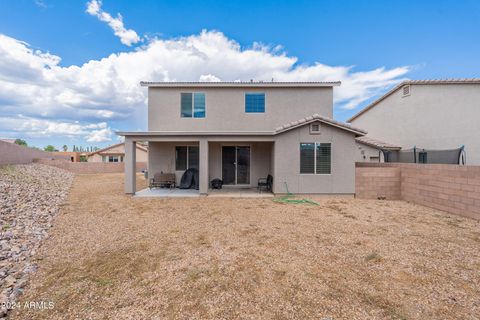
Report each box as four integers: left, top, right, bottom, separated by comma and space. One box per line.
355, 136, 401, 150
140, 81, 341, 88
88, 142, 147, 156
275, 114, 367, 136
347, 78, 480, 122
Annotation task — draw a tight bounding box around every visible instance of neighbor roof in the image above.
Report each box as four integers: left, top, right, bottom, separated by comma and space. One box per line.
347, 78, 480, 122
140, 81, 341, 88
355, 136, 401, 150
88, 142, 147, 156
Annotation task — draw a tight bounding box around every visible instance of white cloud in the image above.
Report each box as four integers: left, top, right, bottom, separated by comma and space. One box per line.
0, 116, 113, 142
34, 0, 47, 8
86, 0, 141, 46
0, 29, 409, 142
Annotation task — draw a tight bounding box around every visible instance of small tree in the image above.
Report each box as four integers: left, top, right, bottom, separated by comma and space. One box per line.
44, 145, 58, 152
62, 145, 68, 152
14, 139, 27, 146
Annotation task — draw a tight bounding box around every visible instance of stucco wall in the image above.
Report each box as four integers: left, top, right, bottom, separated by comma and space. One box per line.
0, 140, 69, 165
273, 122, 357, 194
148, 141, 272, 187
355, 142, 384, 163
208, 142, 272, 186
350, 84, 480, 164
148, 87, 333, 132
148, 141, 198, 184
88, 144, 148, 162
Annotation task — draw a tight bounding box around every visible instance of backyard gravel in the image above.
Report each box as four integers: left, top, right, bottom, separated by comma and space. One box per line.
0, 164, 73, 317
9, 173, 480, 319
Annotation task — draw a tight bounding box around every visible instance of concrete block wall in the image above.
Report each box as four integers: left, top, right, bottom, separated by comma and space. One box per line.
356, 162, 480, 220
34, 159, 147, 174
355, 166, 401, 200
0, 140, 69, 165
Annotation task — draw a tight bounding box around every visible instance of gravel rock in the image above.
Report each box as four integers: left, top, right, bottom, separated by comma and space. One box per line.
0, 164, 73, 314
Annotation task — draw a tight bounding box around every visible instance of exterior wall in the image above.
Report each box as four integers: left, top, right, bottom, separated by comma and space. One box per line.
350, 84, 480, 164
208, 142, 272, 186
56, 152, 81, 162
148, 141, 272, 187
148, 87, 333, 132
148, 141, 198, 184
355, 142, 384, 163
35, 159, 147, 173
88, 153, 104, 162
273, 123, 357, 194
0, 140, 69, 165
88, 144, 148, 162
356, 162, 480, 220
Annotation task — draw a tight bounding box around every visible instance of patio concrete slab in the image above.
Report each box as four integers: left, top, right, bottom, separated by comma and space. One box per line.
134, 188, 200, 198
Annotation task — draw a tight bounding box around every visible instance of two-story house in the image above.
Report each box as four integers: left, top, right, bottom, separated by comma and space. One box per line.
118, 81, 366, 195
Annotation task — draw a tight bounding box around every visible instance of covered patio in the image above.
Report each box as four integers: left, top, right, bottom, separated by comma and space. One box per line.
119, 132, 275, 196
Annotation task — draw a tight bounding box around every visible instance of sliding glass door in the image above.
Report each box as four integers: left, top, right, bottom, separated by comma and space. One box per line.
222, 146, 250, 185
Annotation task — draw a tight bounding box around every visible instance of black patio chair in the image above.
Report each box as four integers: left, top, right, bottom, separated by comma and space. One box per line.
257, 174, 273, 192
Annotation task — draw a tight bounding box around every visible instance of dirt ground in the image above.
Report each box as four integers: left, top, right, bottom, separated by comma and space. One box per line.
11, 173, 480, 319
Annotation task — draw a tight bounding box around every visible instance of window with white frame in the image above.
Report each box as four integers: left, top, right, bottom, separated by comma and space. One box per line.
175, 146, 199, 170
103, 155, 123, 163
300, 143, 331, 174
181, 93, 206, 118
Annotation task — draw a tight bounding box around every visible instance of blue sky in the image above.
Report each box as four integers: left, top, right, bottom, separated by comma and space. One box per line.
0, 0, 479, 150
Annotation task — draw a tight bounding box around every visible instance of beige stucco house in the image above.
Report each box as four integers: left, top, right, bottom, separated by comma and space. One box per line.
87, 142, 148, 163
118, 81, 367, 195
348, 79, 480, 164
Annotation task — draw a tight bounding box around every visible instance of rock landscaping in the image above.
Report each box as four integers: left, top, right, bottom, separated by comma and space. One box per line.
0, 164, 73, 316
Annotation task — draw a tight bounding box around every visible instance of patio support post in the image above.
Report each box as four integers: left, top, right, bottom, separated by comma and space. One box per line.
125, 138, 136, 194
199, 138, 209, 195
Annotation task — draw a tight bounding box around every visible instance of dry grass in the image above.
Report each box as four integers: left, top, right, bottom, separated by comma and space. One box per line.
11, 173, 480, 319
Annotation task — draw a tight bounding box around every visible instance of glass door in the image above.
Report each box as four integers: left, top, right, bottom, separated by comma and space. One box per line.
222, 146, 250, 185
236, 146, 250, 184
222, 146, 236, 185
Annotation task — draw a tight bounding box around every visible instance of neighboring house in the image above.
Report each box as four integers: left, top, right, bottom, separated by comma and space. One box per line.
56, 152, 82, 162
348, 79, 480, 164
355, 136, 401, 162
118, 81, 367, 195
87, 142, 148, 163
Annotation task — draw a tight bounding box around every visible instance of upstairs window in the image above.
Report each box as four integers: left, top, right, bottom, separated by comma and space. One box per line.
181, 93, 206, 118
300, 143, 331, 174
245, 93, 265, 113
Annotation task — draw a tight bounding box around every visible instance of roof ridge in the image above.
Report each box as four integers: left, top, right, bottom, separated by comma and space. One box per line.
275, 114, 367, 136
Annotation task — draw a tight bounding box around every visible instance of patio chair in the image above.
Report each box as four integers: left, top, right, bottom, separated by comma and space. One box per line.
257, 174, 273, 192
149, 173, 176, 189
